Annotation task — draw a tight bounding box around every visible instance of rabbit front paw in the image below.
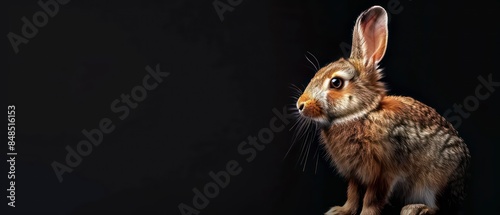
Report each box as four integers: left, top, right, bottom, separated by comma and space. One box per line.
325, 206, 355, 215
400, 204, 436, 215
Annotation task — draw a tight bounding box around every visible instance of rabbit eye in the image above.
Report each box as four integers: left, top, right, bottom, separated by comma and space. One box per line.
330, 78, 344, 89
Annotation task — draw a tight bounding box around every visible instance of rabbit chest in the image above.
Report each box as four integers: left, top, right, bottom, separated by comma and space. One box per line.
320, 113, 397, 185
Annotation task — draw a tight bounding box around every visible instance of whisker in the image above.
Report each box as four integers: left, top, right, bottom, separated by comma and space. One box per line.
289, 117, 301, 131
307, 122, 318, 171
296, 119, 310, 141
302, 134, 313, 171
284, 82, 323, 173
291, 119, 306, 146
299, 118, 316, 171
305, 52, 318, 71
289, 84, 299, 91
284, 117, 307, 160
312, 131, 321, 174
299, 119, 318, 171
290, 118, 310, 160
297, 129, 310, 168
299, 124, 310, 164
289, 84, 303, 94
315, 151, 320, 174
306, 51, 321, 70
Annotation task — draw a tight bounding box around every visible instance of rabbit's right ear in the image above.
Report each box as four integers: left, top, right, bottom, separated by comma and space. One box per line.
350, 6, 388, 67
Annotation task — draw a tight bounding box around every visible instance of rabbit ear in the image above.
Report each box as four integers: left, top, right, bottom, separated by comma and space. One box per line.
350, 6, 388, 66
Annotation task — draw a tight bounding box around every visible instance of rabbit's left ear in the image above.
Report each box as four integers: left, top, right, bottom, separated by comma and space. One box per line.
350, 6, 388, 67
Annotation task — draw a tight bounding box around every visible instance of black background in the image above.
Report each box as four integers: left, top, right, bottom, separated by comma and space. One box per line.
5, 0, 500, 214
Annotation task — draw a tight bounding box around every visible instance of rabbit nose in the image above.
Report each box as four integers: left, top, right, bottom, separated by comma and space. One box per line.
297, 94, 310, 112
297, 102, 305, 111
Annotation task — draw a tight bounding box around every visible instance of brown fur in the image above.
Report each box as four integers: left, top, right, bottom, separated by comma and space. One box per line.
296, 6, 470, 215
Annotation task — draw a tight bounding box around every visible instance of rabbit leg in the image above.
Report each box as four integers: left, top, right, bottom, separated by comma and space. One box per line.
325, 179, 360, 215
359, 178, 391, 215
400, 204, 436, 215
402, 184, 438, 215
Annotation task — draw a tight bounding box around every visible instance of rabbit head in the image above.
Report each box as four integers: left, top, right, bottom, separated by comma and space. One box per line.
297, 6, 389, 125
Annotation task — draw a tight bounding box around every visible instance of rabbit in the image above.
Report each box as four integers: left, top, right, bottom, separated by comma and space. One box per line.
295, 5, 470, 215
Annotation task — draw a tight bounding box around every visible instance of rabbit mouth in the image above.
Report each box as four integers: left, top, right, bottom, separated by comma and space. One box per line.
298, 106, 330, 125
297, 101, 324, 117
